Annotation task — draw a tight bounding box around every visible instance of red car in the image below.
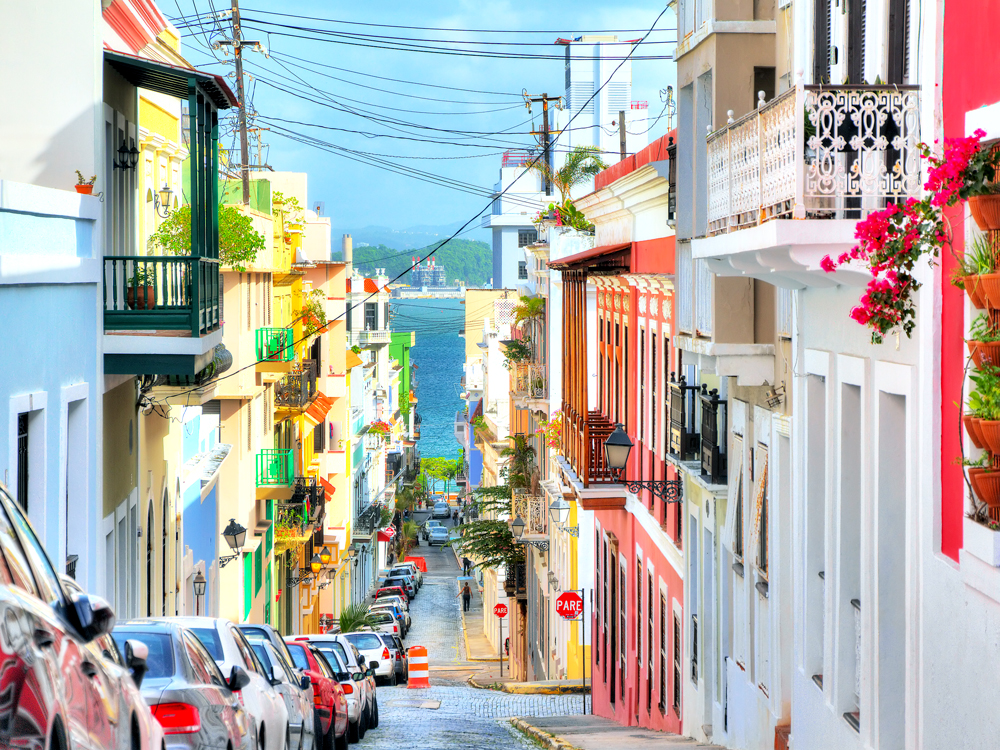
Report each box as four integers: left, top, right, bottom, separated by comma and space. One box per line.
285, 640, 349, 750
375, 586, 409, 603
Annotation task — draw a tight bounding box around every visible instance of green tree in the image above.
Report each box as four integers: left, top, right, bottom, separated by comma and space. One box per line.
147, 204, 266, 272
338, 603, 377, 633
513, 296, 546, 359
500, 435, 536, 491
449, 485, 524, 570
530, 145, 608, 202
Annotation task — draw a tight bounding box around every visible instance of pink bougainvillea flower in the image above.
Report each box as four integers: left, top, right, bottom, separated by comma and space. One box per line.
820, 255, 837, 273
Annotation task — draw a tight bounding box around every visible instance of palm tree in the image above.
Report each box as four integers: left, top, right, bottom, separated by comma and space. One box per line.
401, 520, 420, 552
530, 145, 608, 203
513, 296, 546, 361
339, 603, 377, 633
500, 434, 537, 491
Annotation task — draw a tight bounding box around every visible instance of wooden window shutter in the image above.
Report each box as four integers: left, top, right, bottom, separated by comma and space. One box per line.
887, 0, 910, 84
847, 0, 866, 84
747, 447, 769, 571
813, 0, 832, 84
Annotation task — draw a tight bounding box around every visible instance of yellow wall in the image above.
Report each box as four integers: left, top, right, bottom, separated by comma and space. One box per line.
103, 380, 137, 517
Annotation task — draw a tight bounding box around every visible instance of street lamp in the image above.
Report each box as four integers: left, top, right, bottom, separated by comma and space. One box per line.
310, 554, 322, 574
319, 546, 332, 565
548, 498, 570, 526
193, 570, 206, 615
153, 183, 173, 218
510, 515, 526, 540
114, 139, 140, 171
219, 519, 247, 568
603, 423, 683, 503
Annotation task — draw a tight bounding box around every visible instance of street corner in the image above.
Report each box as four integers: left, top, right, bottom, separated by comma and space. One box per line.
510, 718, 581, 750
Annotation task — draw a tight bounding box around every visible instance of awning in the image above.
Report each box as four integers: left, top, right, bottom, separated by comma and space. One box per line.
304, 392, 333, 426
346, 350, 364, 369
548, 242, 631, 271
377, 527, 397, 543
320, 477, 336, 496
104, 50, 237, 108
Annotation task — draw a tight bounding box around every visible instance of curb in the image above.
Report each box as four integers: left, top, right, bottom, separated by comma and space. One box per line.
467, 676, 590, 694
454, 544, 504, 663
510, 718, 580, 750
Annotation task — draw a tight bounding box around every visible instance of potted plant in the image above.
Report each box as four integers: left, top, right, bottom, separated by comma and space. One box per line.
75, 171, 96, 195
952, 233, 997, 309
967, 364, 1000, 450
967, 314, 1000, 369
126, 265, 156, 310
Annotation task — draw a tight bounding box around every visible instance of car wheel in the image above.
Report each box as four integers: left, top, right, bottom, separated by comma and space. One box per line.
357, 711, 367, 741
259, 725, 266, 750
370, 699, 379, 729
335, 726, 348, 750
321, 719, 334, 750
387, 671, 397, 687
347, 719, 361, 744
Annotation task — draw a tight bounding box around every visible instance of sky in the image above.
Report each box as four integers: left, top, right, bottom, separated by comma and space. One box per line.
169, 1, 677, 243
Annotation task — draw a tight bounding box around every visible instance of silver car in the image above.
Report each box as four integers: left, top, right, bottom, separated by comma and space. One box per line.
367, 610, 404, 643
432, 502, 451, 519
176, 617, 290, 750
339, 631, 394, 686
389, 562, 423, 587
428, 526, 449, 546
249, 639, 316, 750
112, 620, 253, 750
421, 520, 443, 540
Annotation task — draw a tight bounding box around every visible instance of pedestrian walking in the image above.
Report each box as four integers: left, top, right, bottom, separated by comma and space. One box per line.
457, 582, 472, 612
462, 557, 472, 575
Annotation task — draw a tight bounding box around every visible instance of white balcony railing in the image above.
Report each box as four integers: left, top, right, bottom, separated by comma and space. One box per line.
356, 329, 392, 346
707, 84, 920, 236
511, 362, 547, 399
513, 491, 547, 535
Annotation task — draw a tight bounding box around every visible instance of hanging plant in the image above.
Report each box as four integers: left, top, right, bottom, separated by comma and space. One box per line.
820, 130, 1000, 344
535, 410, 564, 450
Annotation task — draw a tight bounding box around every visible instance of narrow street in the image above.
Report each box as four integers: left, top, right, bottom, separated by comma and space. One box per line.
362, 509, 586, 749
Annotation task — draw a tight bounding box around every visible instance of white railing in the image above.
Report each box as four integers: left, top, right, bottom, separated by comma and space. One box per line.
777, 287, 793, 339
677, 244, 693, 334
694, 259, 713, 337
511, 363, 547, 399
512, 491, 547, 535
707, 84, 920, 236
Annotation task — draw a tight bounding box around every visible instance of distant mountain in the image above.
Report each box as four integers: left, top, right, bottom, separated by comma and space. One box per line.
335, 238, 492, 287
332, 222, 489, 252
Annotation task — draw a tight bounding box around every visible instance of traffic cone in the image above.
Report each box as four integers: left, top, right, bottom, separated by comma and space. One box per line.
407, 645, 430, 689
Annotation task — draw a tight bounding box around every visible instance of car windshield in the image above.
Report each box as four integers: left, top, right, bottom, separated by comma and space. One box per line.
285, 642, 311, 671
111, 632, 174, 679
344, 633, 383, 651
190, 627, 224, 661
370, 613, 392, 622
242, 626, 298, 668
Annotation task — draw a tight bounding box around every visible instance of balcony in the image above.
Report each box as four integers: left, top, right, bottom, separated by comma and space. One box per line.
561, 407, 623, 509
274, 360, 318, 410
668, 376, 701, 462
352, 329, 392, 346
256, 327, 294, 378
512, 492, 547, 536
699, 387, 727, 485
511, 363, 547, 403
504, 561, 528, 599
256, 449, 294, 499
102, 51, 236, 376
694, 83, 920, 287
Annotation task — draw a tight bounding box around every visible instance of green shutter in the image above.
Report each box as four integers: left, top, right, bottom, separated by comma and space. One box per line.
266, 500, 274, 555
265, 566, 272, 625
243, 553, 252, 619
255, 546, 263, 595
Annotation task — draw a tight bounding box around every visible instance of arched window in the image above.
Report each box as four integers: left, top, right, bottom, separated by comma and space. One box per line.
162, 490, 169, 616
146, 502, 153, 617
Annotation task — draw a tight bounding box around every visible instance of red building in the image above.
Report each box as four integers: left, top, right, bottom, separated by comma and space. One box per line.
551, 135, 685, 732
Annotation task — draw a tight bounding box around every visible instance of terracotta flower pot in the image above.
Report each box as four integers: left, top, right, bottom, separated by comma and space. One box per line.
966, 340, 1000, 368
969, 195, 1000, 232
965, 414, 987, 450
972, 272, 1000, 311
964, 275, 989, 309
74, 184, 93, 195
970, 469, 1000, 521
126, 285, 155, 310
979, 420, 1000, 454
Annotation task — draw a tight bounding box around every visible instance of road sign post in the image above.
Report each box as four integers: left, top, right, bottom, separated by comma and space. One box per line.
556, 591, 587, 714
494, 602, 508, 678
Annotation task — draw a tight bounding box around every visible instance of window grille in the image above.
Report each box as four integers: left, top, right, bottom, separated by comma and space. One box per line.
672, 612, 681, 711
16, 413, 28, 512
518, 261, 528, 280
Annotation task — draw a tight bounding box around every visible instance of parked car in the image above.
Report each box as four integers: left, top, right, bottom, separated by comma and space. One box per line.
369, 600, 410, 632
378, 632, 408, 685
382, 575, 417, 598
373, 594, 410, 616
432, 501, 451, 519
389, 562, 423, 587
249, 638, 317, 750
337, 631, 395, 687
421, 520, 443, 540
290, 636, 377, 743
428, 526, 450, 546
367, 609, 404, 641
281, 639, 349, 750
374, 585, 409, 603
383, 569, 419, 592
177, 617, 290, 750
0, 482, 164, 750
112, 619, 253, 750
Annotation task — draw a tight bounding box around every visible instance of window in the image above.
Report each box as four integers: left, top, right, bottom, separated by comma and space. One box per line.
286, 642, 311, 671
255, 546, 262, 595
162, 493, 168, 616
246, 277, 251, 331
636, 559, 642, 670
518, 261, 528, 280
647, 572, 654, 712
595, 530, 602, 667
734, 470, 745, 560
384, 301, 390, 327
659, 593, 668, 713
672, 612, 681, 712
640, 329, 646, 454
518, 229, 537, 247
146, 503, 153, 617
114, 632, 174, 680
16, 414, 28, 513
5, 497, 60, 605
751, 448, 770, 576
620, 567, 627, 699
651, 339, 657, 452
624, 325, 629, 432
365, 302, 377, 330
691, 613, 699, 681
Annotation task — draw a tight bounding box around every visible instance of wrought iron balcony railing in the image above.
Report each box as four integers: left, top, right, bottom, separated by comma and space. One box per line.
504, 561, 528, 599
104, 255, 220, 335
256, 327, 294, 362
274, 360, 318, 408
706, 84, 920, 236
700, 386, 727, 484
668, 375, 701, 462
257, 449, 294, 487
511, 363, 547, 400
512, 491, 547, 535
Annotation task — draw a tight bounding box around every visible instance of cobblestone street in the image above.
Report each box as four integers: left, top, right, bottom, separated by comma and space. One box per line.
357, 513, 590, 748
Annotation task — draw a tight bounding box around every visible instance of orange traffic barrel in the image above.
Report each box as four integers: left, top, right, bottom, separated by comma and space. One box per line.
407, 645, 430, 689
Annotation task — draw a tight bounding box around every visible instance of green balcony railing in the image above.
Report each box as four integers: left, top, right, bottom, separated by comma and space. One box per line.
103, 256, 220, 334
257, 449, 294, 487
257, 327, 294, 362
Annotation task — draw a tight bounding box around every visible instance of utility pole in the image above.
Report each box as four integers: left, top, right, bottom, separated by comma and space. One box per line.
525, 93, 562, 197
231, 0, 250, 204
619, 109, 627, 161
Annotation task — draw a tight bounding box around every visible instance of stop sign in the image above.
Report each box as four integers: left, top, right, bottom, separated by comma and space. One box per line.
493, 603, 508, 618
556, 591, 584, 619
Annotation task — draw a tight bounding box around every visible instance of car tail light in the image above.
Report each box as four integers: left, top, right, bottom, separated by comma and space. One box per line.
382, 647, 390, 660
342, 683, 354, 694
395, 652, 402, 661
152, 703, 201, 734
393, 626, 398, 633
313, 690, 324, 706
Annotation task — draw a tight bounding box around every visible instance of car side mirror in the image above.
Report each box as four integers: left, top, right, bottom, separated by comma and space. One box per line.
124, 639, 149, 688
300, 674, 311, 691
358, 655, 366, 666
70, 594, 116, 643
368, 660, 380, 670
228, 665, 251, 692
367, 668, 375, 677
270, 665, 284, 687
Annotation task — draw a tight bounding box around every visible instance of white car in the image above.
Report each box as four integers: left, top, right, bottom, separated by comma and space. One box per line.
390, 562, 423, 587
178, 617, 290, 750
339, 631, 396, 686
421, 520, 444, 540
249, 639, 316, 750
367, 610, 404, 642
432, 501, 451, 519
370, 600, 411, 629
428, 526, 450, 546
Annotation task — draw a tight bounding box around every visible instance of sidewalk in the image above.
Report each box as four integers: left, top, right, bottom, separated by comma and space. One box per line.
512, 715, 727, 750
